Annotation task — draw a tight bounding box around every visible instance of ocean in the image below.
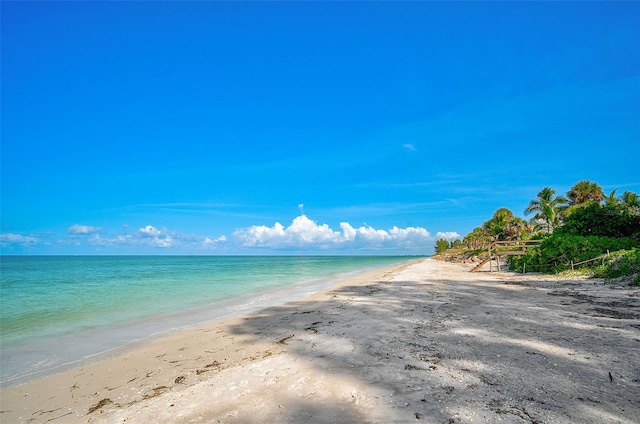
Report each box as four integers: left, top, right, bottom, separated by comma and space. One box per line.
0, 255, 414, 386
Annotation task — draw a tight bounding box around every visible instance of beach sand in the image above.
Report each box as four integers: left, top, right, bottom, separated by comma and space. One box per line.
1, 258, 639, 423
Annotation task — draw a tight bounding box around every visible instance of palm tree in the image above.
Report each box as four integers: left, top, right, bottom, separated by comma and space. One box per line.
524, 187, 568, 233
483, 208, 515, 241
567, 180, 604, 205
503, 217, 536, 240
621, 191, 640, 207
463, 227, 491, 249
604, 189, 620, 206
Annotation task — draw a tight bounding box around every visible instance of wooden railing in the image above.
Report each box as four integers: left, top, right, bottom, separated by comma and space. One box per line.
569, 251, 610, 270
471, 242, 614, 273
471, 240, 541, 272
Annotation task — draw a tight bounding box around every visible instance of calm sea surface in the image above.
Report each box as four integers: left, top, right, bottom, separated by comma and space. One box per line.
0, 255, 414, 386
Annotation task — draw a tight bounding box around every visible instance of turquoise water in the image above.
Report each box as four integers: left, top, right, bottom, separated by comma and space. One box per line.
0, 255, 413, 386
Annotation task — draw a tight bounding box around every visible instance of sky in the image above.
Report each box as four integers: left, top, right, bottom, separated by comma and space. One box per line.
1, 1, 639, 255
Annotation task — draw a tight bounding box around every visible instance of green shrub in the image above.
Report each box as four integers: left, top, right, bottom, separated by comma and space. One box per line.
434, 239, 450, 254
450, 239, 463, 249
508, 234, 640, 273
557, 203, 640, 239
592, 249, 640, 285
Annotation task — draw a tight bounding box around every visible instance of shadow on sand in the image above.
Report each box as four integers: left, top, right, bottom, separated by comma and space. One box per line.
226, 269, 640, 423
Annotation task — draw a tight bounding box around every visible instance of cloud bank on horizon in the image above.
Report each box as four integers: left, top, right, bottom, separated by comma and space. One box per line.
0, 215, 460, 254
233, 215, 454, 250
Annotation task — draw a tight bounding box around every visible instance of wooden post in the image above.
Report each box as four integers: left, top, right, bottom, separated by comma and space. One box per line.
489, 244, 493, 272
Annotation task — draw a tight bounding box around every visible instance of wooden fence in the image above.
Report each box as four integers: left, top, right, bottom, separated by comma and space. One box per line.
569, 251, 610, 270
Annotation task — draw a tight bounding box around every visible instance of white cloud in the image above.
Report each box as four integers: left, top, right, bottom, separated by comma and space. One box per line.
204, 235, 227, 244
436, 231, 461, 240
153, 236, 175, 248
138, 225, 162, 237
45, 216, 457, 253
340, 223, 433, 249
85, 225, 230, 251
88, 225, 176, 249
0, 233, 39, 247
233, 215, 437, 250
403, 143, 417, 151
68, 224, 102, 235
136, 225, 175, 248
202, 235, 227, 249
89, 234, 131, 247
234, 215, 343, 248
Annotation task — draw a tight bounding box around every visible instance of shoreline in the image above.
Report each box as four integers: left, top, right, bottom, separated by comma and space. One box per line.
1, 258, 416, 388
2, 258, 639, 423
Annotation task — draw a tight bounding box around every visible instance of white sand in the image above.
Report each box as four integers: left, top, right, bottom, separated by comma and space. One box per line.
2, 258, 639, 423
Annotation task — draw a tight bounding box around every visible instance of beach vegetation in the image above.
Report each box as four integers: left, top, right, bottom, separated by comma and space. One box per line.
507, 234, 639, 273
482, 208, 517, 240
592, 249, 640, 285
435, 239, 451, 253
567, 180, 605, 206
482, 208, 536, 242
524, 187, 568, 233
556, 202, 640, 239
460, 209, 537, 250
604, 189, 620, 206
621, 191, 640, 208
455, 180, 640, 281
463, 227, 491, 250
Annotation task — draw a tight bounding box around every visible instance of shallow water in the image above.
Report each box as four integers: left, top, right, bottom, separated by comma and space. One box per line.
0, 255, 414, 386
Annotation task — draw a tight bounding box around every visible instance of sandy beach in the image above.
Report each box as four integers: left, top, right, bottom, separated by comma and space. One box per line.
1, 258, 639, 423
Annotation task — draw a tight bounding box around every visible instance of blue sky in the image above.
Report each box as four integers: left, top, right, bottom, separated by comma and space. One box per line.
1, 1, 639, 255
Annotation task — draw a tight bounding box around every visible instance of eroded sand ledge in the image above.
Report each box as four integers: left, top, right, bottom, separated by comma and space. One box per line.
2, 258, 639, 423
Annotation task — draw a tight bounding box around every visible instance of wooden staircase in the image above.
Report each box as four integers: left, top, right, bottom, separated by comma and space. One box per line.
470, 240, 541, 272
470, 256, 492, 272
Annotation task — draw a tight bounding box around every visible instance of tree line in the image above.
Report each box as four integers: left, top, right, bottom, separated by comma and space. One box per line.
434, 180, 640, 282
